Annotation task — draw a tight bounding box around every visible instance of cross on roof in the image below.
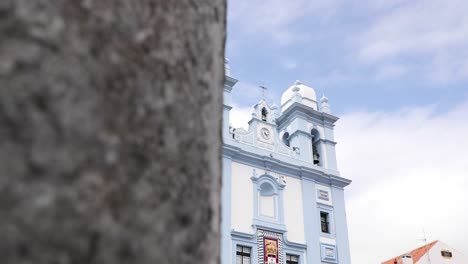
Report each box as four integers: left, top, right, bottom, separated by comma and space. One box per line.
259, 83, 267, 100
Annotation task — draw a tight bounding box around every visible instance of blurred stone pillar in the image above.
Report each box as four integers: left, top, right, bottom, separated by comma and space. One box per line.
0, 0, 225, 263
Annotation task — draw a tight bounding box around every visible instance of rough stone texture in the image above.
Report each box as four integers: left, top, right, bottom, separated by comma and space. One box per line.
0, 0, 225, 263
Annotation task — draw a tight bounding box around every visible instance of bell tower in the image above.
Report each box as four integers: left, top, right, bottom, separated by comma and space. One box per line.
248, 99, 279, 150
276, 80, 339, 171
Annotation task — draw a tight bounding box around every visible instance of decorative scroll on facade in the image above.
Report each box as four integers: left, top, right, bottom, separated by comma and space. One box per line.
257, 230, 283, 264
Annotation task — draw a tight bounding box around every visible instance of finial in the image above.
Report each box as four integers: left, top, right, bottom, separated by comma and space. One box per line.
320, 94, 331, 114
320, 94, 329, 102
292, 80, 302, 93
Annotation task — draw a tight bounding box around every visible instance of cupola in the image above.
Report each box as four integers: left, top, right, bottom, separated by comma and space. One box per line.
280, 80, 318, 112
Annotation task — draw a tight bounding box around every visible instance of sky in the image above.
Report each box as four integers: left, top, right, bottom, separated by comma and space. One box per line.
226, 0, 468, 263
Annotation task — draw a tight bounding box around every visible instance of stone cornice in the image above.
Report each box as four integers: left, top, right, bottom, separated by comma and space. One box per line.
283, 238, 307, 250
248, 117, 277, 127
276, 102, 339, 130
231, 229, 308, 250
289, 130, 313, 139
318, 138, 337, 145
224, 75, 238, 91
222, 143, 351, 188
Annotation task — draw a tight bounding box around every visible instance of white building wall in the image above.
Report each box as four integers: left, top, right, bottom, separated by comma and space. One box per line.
231, 162, 254, 233
259, 194, 276, 218
283, 175, 306, 243
320, 237, 337, 246
417, 241, 468, 264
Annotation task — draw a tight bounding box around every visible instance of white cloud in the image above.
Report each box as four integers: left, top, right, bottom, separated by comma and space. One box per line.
375, 63, 408, 80
229, 0, 468, 87
313, 68, 354, 89
354, 0, 408, 12
283, 60, 298, 70
229, 105, 253, 130
352, 0, 468, 83
231, 81, 263, 102
229, 0, 340, 45
336, 99, 468, 263
356, 1, 468, 61
231, 80, 282, 110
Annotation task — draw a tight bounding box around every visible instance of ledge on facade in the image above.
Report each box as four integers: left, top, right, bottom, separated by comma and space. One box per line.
231, 230, 256, 240
283, 238, 307, 250
276, 102, 339, 127
224, 75, 238, 91
222, 143, 352, 188
252, 220, 287, 233
231, 228, 308, 251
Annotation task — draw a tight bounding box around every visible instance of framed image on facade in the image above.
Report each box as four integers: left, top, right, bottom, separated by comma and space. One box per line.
264, 238, 279, 264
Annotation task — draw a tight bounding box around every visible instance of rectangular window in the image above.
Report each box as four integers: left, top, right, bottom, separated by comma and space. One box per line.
236, 245, 251, 264
320, 211, 330, 234
286, 254, 299, 264
441, 250, 453, 258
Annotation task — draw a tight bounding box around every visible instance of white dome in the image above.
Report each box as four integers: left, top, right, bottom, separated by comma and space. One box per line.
280, 80, 318, 111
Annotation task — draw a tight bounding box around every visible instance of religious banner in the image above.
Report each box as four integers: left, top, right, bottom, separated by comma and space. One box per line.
264, 237, 279, 264
257, 229, 283, 264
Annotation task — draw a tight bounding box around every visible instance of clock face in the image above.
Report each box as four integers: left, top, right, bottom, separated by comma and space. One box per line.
260, 128, 271, 140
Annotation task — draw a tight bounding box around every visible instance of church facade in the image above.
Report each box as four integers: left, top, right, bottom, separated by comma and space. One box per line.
221, 61, 352, 264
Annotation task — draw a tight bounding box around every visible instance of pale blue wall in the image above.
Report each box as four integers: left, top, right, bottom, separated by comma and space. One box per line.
221, 75, 236, 264
221, 156, 233, 264
332, 187, 352, 264
301, 178, 322, 264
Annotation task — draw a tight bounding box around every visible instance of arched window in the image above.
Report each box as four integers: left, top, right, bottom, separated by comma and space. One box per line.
311, 129, 321, 166
282, 132, 290, 147
261, 107, 268, 121
251, 174, 286, 231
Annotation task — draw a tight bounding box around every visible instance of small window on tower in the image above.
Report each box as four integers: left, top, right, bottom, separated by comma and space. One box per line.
311, 129, 321, 166
282, 132, 290, 147
320, 211, 330, 234
261, 107, 268, 121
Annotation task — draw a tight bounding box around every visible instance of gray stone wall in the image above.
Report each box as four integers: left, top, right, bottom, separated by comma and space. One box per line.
0, 0, 225, 263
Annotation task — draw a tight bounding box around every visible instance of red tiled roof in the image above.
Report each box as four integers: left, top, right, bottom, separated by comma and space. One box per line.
382, 240, 438, 264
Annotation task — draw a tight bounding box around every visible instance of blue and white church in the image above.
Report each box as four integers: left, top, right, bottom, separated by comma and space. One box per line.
221, 60, 352, 264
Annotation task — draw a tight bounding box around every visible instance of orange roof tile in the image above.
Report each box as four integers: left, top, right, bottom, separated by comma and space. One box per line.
382, 240, 438, 264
